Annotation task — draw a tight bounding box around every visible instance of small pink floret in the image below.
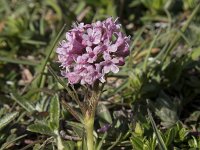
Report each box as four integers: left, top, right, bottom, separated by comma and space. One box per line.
56, 17, 130, 85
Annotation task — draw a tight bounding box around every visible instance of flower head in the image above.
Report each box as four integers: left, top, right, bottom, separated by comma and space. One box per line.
56, 17, 130, 85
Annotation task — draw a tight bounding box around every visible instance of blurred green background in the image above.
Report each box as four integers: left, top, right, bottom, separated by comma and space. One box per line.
0, 0, 200, 149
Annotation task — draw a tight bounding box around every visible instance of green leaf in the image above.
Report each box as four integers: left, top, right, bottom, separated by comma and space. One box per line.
96, 103, 112, 124
135, 122, 144, 136
179, 127, 189, 141
164, 127, 177, 146
131, 135, 144, 150
0, 112, 18, 130
33, 144, 41, 150
191, 47, 200, 60
63, 141, 75, 150
149, 136, 157, 150
155, 94, 179, 127
188, 136, 200, 148
0, 134, 27, 150
66, 121, 84, 138
49, 94, 60, 131
27, 123, 54, 136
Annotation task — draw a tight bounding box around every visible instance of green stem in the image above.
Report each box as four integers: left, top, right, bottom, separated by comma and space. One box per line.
84, 113, 95, 150
84, 81, 101, 150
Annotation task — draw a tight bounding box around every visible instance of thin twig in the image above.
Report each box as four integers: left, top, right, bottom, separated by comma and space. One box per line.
60, 130, 81, 141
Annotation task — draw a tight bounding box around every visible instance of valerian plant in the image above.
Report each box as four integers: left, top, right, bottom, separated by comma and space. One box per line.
56, 17, 130, 150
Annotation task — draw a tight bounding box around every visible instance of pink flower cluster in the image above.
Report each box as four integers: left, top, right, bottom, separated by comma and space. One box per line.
56, 17, 130, 85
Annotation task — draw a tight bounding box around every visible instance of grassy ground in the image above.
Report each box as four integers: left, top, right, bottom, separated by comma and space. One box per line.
0, 0, 200, 149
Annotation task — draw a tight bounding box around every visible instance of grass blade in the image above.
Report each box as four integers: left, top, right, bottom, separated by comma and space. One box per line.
10, 91, 35, 113
0, 56, 39, 66
96, 132, 108, 150
107, 133, 122, 150
162, 3, 200, 61
48, 66, 85, 113
143, 30, 160, 72
62, 100, 83, 123
148, 109, 168, 150
36, 24, 67, 88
